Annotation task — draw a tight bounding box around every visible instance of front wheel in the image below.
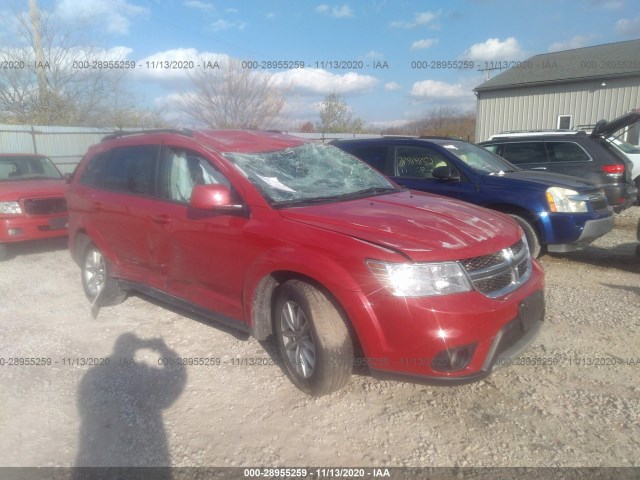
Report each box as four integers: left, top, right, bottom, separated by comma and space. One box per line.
509, 214, 543, 258
81, 243, 127, 306
273, 280, 353, 396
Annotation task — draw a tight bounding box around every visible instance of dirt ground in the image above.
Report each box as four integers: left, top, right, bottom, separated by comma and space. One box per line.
0, 207, 639, 469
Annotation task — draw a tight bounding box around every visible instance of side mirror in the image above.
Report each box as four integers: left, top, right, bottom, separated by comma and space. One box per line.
190, 184, 243, 212
432, 165, 460, 182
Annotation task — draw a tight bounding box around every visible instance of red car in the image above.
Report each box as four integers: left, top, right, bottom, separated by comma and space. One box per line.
66, 129, 545, 395
0, 154, 68, 260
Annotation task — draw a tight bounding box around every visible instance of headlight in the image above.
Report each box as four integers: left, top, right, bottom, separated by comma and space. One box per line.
366, 260, 472, 297
0, 201, 22, 215
546, 187, 588, 213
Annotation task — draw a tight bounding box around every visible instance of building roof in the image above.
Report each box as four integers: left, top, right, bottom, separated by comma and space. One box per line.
474, 39, 640, 92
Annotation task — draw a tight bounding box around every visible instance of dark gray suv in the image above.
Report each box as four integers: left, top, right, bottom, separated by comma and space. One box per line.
480, 110, 639, 211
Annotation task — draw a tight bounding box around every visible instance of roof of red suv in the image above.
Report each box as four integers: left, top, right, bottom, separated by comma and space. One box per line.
102, 129, 308, 154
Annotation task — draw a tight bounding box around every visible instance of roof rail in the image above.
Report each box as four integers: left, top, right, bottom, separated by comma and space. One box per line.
101, 128, 193, 142
418, 135, 464, 140
492, 129, 585, 137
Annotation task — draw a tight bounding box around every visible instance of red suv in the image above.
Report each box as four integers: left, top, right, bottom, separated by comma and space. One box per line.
0, 154, 68, 261
66, 129, 545, 395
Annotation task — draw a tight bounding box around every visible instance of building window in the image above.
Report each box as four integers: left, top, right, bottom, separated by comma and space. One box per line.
557, 115, 572, 130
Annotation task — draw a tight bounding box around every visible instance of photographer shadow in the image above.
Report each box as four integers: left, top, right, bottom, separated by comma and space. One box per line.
73, 333, 186, 477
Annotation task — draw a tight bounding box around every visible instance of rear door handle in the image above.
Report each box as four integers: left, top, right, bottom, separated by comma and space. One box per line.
91, 202, 104, 211
531, 167, 547, 170
151, 214, 172, 224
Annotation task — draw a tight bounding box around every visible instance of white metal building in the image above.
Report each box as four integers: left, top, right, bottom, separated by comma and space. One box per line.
474, 39, 640, 144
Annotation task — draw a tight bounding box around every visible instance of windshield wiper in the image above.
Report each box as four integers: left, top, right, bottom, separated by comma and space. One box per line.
273, 186, 399, 208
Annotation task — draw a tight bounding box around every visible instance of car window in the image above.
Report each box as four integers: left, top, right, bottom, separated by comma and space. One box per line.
350, 146, 388, 174
79, 152, 109, 187
545, 142, 590, 163
502, 142, 548, 164
395, 146, 450, 179
104, 145, 159, 196
482, 144, 499, 154
163, 148, 230, 203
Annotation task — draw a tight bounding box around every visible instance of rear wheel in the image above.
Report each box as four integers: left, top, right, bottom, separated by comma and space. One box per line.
273, 280, 353, 396
635, 176, 640, 205
0, 243, 8, 261
509, 214, 543, 258
81, 243, 126, 306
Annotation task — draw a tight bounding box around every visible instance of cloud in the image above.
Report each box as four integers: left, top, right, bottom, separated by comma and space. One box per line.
410, 80, 468, 99
462, 37, 525, 61
384, 81, 402, 91
390, 11, 440, 29
411, 38, 438, 50
134, 48, 230, 83
54, 0, 147, 35
548, 35, 594, 52
366, 51, 384, 59
211, 19, 247, 31
184, 1, 215, 12
615, 16, 640, 36
272, 69, 377, 95
316, 4, 354, 18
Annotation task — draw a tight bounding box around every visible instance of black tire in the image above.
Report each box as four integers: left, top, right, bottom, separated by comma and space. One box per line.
273, 280, 353, 396
509, 214, 543, 258
0, 243, 8, 261
635, 177, 640, 205
81, 243, 127, 306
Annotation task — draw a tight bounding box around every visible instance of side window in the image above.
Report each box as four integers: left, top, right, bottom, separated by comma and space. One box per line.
104, 145, 158, 195
482, 144, 499, 154
350, 146, 388, 174
502, 142, 548, 164
545, 142, 590, 163
79, 152, 109, 186
163, 148, 231, 203
395, 146, 450, 179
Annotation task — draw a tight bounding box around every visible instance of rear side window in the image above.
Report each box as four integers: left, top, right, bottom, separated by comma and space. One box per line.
350, 146, 388, 174
503, 142, 548, 165
79, 152, 109, 186
104, 145, 159, 195
545, 142, 590, 163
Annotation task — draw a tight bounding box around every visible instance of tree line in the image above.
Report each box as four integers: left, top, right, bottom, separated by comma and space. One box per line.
1, 0, 475, 140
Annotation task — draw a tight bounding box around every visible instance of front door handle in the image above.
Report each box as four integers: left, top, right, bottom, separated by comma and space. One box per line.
531, 167, 547, 170
150, 214, 172, 224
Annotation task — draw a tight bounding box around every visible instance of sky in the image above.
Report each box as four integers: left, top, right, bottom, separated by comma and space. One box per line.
2, 0, 640, 129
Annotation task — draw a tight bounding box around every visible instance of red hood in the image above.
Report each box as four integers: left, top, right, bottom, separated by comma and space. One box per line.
0, 179, 67, 201
279, 190, 521, 262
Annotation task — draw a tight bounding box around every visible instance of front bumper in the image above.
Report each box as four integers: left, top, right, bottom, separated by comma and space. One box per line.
546, 213, 614, 253
0, 214, 68, 243
348, 260, 545, 384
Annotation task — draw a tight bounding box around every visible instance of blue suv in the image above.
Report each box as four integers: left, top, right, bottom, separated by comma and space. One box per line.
331, 137, 614, 257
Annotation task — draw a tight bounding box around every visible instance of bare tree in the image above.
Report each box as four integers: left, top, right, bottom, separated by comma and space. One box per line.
0, 1, 156, 127
316, 91, 365, 134
380, 107, 476, 141
181, 59, 285, 129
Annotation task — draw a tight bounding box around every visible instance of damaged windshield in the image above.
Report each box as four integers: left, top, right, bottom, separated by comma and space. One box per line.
224, 143, 398, 206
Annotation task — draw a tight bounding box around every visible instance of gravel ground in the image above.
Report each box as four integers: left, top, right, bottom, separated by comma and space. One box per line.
0, 207, 639, 469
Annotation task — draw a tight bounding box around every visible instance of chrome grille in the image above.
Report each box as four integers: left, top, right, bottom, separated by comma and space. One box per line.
23, 198, 67, 216
460, 238, 532, 298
